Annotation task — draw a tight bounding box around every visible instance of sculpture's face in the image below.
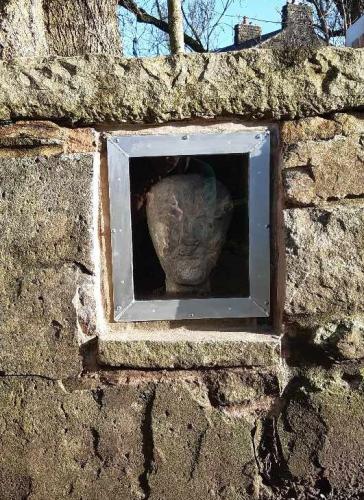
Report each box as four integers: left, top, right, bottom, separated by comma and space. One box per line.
146, 174, 232, 292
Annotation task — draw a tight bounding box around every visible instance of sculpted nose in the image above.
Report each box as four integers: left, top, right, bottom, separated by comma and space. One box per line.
180, 220, 199, 246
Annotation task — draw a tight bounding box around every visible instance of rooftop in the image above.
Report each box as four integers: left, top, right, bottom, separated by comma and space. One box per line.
218, 2, 321, 52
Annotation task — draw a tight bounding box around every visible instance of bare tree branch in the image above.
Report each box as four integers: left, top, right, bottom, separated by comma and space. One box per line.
118, 0, 205, 52
206, 0, 234, 49
305, 0, 364, 40
181, 3, 204, 49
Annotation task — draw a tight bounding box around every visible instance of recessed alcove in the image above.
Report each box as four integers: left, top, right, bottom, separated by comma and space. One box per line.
107, 129, 270, 322
97, 122, 280, 368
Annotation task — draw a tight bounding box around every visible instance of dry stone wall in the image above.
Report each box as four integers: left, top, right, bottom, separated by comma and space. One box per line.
0, 50, 363, 500
278, 112, 364, 499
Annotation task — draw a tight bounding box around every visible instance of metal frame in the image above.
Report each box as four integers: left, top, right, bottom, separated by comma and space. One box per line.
107, 131, 270, 322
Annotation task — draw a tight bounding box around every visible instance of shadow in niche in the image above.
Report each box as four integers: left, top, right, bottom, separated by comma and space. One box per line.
130, 153, 250, 302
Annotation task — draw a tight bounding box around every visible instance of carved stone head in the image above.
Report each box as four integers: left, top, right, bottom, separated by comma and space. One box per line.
146, 174, 233, 296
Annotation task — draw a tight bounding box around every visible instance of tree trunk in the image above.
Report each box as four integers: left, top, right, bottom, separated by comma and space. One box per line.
0, 0, 48, 59
44, 0, 122, 57
167, 0, 184, 54
0, 0, 122, 60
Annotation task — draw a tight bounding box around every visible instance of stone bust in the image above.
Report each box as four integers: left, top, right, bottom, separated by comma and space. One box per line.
146, 174, 233, 297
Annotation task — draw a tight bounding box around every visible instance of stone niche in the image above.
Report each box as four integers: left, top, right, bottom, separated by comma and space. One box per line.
98, 122, 281, 369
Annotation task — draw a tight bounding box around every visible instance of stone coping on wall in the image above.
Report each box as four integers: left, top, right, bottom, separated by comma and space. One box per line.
0, 48, 362, 125
97, 329, 281, 369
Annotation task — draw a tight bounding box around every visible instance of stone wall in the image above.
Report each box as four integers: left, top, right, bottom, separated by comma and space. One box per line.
279, 113, 364, 499
0, 50, 363, 500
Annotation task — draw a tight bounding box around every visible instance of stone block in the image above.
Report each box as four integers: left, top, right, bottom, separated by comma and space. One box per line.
284, 315, 364, 363
284, 203, 364, 317
281, 116, 341, 144
149, 381, 259, 499
204, 369, 280, 406
283, 134, 364, 205
328, 320, 364, 360
98, 331, 281, 369
0, 377, 146, 500
332, 112, 364, 136
0, 266, 86, 378
0, 153, 96, 377
278, 384, 364, 498
281, 113, 364, 145
0, 121, 98, 157
0, 49, 362, 125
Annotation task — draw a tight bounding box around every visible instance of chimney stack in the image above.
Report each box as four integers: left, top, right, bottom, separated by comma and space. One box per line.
234, 17, 262, 46
281, 1, 313, 29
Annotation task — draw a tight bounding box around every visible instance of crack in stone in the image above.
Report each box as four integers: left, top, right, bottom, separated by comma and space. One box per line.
138, 389, 156, 499
189, 428, 207, 481
91, 388, 104, 410
90, 427, 103, 473
15, 277, 23, 299
72, 260, 94, 276
51, 319, 63, 340
23, 477, 33, 500
251, 420, 260, 474
0, 373, 57, 381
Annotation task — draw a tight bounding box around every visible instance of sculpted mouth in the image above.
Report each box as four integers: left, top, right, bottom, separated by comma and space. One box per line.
178, 247, 199, 257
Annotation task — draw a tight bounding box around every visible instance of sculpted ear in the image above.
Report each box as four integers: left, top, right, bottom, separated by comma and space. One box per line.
215, 198, 233, 219
146, 191, 154, 204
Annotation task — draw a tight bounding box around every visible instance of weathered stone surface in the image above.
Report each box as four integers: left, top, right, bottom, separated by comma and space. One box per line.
98, 331, 281, 369
281, 113, 364, 146
66, 127, 98, 154
149, 381, 259, 499
0, 374, 274, 500
204, 369, 279, 407
282, 121, 364, 205
285, 316, 364, 361
0, 121, 98, 157
284, 203, 364, 316
0, 48, 362, 125
278, 384, 364, 498
333, 112, 364, 136
0, 377, 146, 500
0, 266, 85, 377
0, 154, 96, 377
281, 116, 341, 144
312, 318, 364, 360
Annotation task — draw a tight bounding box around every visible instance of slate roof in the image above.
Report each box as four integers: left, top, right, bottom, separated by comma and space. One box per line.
216, 29, 282, 52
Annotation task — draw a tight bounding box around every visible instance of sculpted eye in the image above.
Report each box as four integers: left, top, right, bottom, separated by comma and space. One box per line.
168, 206, 183, 220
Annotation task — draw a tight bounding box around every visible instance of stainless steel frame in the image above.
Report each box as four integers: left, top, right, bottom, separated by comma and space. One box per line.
107, 131, 270, 322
